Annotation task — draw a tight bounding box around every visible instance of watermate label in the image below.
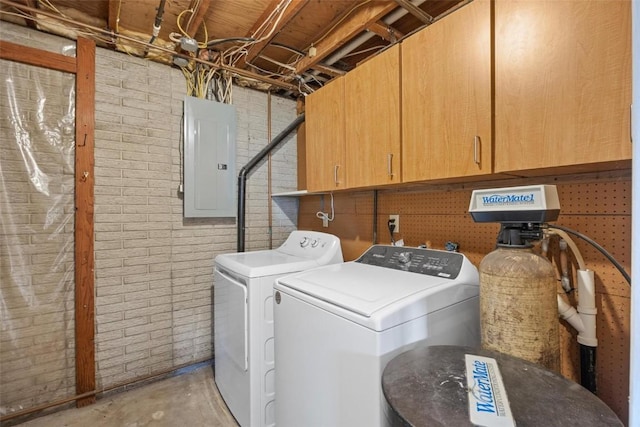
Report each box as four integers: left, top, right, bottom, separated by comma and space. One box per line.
465, 354, 516, 427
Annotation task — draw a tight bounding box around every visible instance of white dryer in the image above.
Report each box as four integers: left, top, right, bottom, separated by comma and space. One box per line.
213, 230, 343, 427
273, 245, 480, 427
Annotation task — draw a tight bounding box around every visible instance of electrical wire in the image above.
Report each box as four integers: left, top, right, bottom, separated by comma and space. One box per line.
176, 7, 208, 48
207, 37, 255, 48
341, 44, 387, 59
547, 224, 631, 286
224, 0, 291, 66
185, 0, 201, 32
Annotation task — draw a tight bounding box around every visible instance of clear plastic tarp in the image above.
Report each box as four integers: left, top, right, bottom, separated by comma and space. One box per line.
0, 57, 76, 416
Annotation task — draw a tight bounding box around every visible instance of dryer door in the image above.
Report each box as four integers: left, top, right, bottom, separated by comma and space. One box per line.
215, 267, 248, 370
214, 266, 250, 426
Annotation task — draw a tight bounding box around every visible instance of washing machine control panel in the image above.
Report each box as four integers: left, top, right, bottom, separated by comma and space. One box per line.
355, 245, 464, 279
277, 231, 344, 264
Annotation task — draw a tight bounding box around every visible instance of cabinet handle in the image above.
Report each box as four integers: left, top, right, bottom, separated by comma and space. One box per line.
387, 153, 394, 178
334, 164, 340, 185
473, 136, 481, 165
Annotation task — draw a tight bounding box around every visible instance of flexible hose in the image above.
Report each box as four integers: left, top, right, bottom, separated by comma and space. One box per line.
547, 224, 631, 286
547, 228, 586, 270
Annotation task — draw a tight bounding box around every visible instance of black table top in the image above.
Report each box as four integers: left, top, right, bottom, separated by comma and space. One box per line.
381, 345, 623, 427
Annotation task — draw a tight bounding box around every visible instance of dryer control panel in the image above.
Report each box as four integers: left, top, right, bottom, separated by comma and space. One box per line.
355, 245, 465, 279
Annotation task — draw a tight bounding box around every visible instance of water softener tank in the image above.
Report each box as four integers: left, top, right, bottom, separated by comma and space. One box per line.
479, 246, 560, 371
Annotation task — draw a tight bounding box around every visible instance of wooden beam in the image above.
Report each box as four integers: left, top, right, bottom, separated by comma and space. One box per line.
0, 40, 76, 73
22, 0, 38, 28
308, 62, 346, 78
366, 22, 404, 43
235, 0, 309, 69
294, 2, 398, 74
107, 0, 119, 32
106, 0, 120, 48
184, 0, 212, 38
392, 0, 433, 24
74, 37, 96, 408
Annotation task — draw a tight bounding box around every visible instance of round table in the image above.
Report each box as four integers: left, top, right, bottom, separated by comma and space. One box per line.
381, 345, 622, 427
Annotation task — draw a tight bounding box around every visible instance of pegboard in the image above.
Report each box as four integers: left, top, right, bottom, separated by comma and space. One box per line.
298, 176, 631, 424
557, 181, 631, 215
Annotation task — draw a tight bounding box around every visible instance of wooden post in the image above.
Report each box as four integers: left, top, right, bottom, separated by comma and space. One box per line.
74, 37, 96, 407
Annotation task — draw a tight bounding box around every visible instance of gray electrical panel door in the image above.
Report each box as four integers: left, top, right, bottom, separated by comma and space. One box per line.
183, 96, 237, 218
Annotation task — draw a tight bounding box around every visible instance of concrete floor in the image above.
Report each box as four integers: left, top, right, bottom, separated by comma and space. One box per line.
17, 366, 239, 427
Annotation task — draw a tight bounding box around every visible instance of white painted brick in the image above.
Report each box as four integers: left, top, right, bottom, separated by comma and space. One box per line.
122, 271, 170, 284
97, 313, 148, 332
2, 24, 298, 407
124, 319, 172, 337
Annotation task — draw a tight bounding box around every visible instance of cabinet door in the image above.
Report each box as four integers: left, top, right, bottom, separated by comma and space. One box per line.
305, 77, 346, 192
402, 0, 491, 182
345, 44, 401, 188
494, 0, 631, 173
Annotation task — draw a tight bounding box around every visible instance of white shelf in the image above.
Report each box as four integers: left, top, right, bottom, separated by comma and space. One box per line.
271, 190, 311, 197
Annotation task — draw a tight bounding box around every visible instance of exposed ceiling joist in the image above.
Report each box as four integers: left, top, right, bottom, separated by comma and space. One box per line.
294, 2, 398, 74
392, 0, 433, 24
107, 0, 118, 44
20, 0, 37, 28
235, 0, 309, 70
366, 21, 403, 43
1, 0, 470, 97
307, 62, 346, 78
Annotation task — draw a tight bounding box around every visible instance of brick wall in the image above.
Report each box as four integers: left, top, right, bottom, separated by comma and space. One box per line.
1, 22, 299, 413
93, 46, 298, 388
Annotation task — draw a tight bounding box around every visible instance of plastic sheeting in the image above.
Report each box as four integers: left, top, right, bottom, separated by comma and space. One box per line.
0, 57, 76, 415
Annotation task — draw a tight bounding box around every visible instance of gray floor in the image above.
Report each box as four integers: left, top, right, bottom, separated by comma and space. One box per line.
17, 366, 239, 426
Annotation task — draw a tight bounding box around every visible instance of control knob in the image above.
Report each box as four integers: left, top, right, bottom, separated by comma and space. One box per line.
398, 251, 412, 264
311, 239, 319, 248
300, 237, 310, 248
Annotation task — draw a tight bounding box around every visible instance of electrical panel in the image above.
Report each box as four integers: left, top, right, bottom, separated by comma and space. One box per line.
183, 96, 237, 218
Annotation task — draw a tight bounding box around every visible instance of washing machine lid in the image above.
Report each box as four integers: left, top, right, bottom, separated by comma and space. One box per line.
215, 250, 320, 278
275, 261, 479, 331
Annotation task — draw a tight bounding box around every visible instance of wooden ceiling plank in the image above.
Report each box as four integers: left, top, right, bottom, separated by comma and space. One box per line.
294, 2, 398, 74
184, 0, 211, 38
235, 0, 309, 69
392, 0, 433, 24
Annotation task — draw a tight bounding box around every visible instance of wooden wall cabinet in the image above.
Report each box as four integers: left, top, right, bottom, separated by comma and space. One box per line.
494, 0, 632, 174
305, 76, 346, 192
402, 0, 492, 182
345, 44, 401, 188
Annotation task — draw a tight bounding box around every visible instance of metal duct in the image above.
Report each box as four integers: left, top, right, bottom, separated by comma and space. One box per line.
237, 113, 305, 252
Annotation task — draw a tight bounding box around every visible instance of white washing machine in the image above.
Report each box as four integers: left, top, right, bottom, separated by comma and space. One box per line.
213, 230, 343, 427
273, 245, 480, 427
